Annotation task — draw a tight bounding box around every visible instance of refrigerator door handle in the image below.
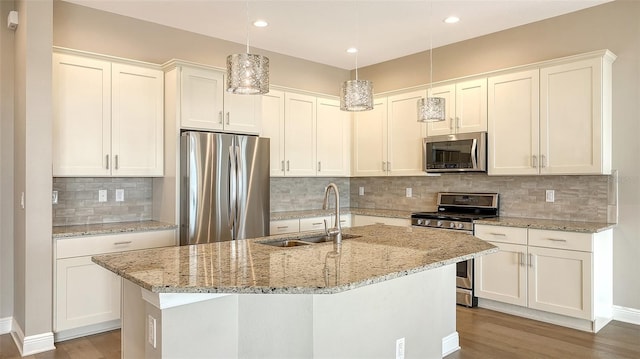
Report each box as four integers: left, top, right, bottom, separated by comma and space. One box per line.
228, 145, 237, 237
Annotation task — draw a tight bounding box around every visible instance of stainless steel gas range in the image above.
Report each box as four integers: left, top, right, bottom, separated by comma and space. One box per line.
411, 192, 499, 307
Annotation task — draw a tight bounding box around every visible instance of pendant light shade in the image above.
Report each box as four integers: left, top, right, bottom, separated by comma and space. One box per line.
226, 53, 269, 95
417, 0, 446, 122
340, 79, 373, 111
417, 97, 446, 122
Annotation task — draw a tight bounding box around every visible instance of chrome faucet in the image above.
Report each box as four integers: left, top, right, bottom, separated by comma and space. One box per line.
322, 183, 342, 245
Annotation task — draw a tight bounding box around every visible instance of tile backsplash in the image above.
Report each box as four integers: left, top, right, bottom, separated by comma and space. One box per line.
53, 177, 152, 226
54, 173, 615, 226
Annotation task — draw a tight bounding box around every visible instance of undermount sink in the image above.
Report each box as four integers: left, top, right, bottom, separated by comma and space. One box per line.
297, 233, 362, 244
258, 234, 361, 248
260, 240, 311, 248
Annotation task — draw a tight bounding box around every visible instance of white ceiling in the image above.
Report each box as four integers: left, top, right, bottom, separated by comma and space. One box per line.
62, 0, 612, 70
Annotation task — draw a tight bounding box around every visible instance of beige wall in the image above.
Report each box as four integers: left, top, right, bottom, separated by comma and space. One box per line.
52, 1, 349, 96
13, 0, 54, 342
361, 0, 640, 310
0, 0, 15, 323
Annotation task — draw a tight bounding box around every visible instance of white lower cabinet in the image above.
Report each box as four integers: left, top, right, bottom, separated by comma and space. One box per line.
269, 219, 300, 235
474, 224, 612, 332
270, 215, 351, 235
54, 229, 176, 341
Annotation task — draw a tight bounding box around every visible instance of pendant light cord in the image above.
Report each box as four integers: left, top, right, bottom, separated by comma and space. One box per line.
355, 1, 360, 81
428, 0, 433, 92
245, 0, 250, 53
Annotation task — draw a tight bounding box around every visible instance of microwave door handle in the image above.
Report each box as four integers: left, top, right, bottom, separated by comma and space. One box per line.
471, 139, 478, 169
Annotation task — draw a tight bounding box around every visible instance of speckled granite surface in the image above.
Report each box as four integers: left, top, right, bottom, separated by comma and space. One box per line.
270, 208, 412, 221
474, 217, 615, 233
53, 221, 178, 238
92, 224, 496, 295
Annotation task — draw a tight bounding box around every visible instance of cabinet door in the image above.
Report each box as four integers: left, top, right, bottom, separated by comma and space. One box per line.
299, 216, 329, 232
111, 63, 164, 176
540, 58, 605, 174
387, 90, 427, 176
475, 242, 527, 306
456, 78, 488, 133
270, 219, 300, 235
284, 93, 317, 176
316, 98, 351, 176
180, 66, 224, 131
55, 256, 121, 332
426, 84, 456, 136
53, 53, 111, 176
261, 90, 286, 176
352, 98, 387, 176
527, 246, 592, 320
487, 70, 540, 175
224, 91, 262, 134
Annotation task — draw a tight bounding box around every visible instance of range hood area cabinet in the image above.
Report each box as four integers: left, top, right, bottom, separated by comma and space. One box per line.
261, 89, 350, 177
426, 78, 488, 136
487, 50, 615, 176
163, 60, 261, 135
52, 49, 164, 177
352, 90, 427, 177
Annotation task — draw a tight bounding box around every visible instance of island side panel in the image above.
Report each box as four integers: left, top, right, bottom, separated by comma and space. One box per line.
312, 264, 457, 358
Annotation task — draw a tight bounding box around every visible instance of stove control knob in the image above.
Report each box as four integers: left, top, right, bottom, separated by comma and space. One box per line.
417, 219, 424, 225
449, 222, 456, 229
425, 220, 431, 226
457, 223, 465, 229
436, 220, 443, 227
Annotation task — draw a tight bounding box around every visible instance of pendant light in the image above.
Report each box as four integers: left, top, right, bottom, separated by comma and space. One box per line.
226, 1, 269, 95
418, 1, 445, 122
340, 3, 373, 112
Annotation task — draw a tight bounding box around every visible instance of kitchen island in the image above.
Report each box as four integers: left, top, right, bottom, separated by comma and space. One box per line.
93, 224, 496, 359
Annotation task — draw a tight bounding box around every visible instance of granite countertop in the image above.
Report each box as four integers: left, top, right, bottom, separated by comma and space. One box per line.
92, 224, 496, 295
53, 220, 178, 239
270, 208, 412, 221
474, 217, 615, 233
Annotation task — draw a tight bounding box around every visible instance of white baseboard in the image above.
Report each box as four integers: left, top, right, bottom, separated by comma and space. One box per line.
442, 331, 460, 357
10, 319, 56, 356
613, 305, 640, 325
0, 316, 12, 334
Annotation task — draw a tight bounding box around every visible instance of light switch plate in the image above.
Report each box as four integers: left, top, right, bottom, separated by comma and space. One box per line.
405, 188, 412, 198
116, 189, 124, 202
98, 189, 107, 202
545, 189, 555, 203
52, 191, 58, 204
359, 186, 365, 196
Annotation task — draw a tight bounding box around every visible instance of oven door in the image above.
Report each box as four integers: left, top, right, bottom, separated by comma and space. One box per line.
456, 259, 477, 307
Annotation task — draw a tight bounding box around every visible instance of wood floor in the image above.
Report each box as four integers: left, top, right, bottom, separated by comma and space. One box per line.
0, 307, 638, 358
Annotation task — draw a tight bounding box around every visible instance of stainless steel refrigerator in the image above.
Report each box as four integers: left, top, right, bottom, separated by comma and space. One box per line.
180, 131, 270, 245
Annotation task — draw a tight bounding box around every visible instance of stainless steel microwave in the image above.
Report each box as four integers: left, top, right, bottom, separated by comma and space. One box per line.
423, 132, 487, 172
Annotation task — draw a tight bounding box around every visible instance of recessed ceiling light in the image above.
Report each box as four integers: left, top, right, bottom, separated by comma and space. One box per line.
444, 16, 460, 24
347, 47, 358, 54
253, 19, 268, 28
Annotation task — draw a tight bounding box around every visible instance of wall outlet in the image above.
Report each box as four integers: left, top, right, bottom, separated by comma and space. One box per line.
359, 186, 365, 196
116, 189, 124, 202
98, 189, 107, 202
396, 337, 405, 359
52, 190, 58, 204
405, 188, 412, 198
545, 189, 555, 203
148, 315, 157, 348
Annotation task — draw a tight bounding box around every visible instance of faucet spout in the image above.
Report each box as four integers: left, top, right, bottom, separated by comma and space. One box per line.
322, 183, 342, 245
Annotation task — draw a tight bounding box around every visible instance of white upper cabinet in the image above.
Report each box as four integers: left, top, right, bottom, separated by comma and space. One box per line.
261, 90, 286, 176
284, 92, 317, 176
427, 78, 487, 136
352, 98, 388, 177
169, 62, 261, 134
539, 53, 613, 174
316, 97, 351, 176
488, 50, 615, 175
352, 90, 426, 177
487, 69, 540, 175
53, 51, 164, 177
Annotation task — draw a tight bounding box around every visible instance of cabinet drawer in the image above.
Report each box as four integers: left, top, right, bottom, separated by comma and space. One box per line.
270, 219, 300, 235
528, 229, 593, 252
300, 217, 329, 232
57, 229, 176, 259
474, 225, 527, 245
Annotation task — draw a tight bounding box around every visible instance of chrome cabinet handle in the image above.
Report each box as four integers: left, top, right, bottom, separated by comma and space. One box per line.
312, 222, 323, 225
519, 252, 525, 267
286, 160, 290, 171
281, 160, 285, 172
382, 161, 387, 171
532, 155, 538, 168
115, 155, 119, 170
387, 162, 391, 171
541, 154, 547, 168
276, 226, 288, 229
113, 241, 132, 245
528, 253, 533, 268
226, 112, 230, 125
318, 161, 321, 172
456, 117, 460, 129
218, 111, 223, 124
545, 238, 567, 242
490, 232, 506, 236
105, 154, 109, 170
449, 118, 455, 130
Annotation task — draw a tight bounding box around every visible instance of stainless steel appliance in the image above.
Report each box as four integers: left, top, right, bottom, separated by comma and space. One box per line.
423, 132, 487, 172
180, 131, 270, 245
411, 192, 499, 307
